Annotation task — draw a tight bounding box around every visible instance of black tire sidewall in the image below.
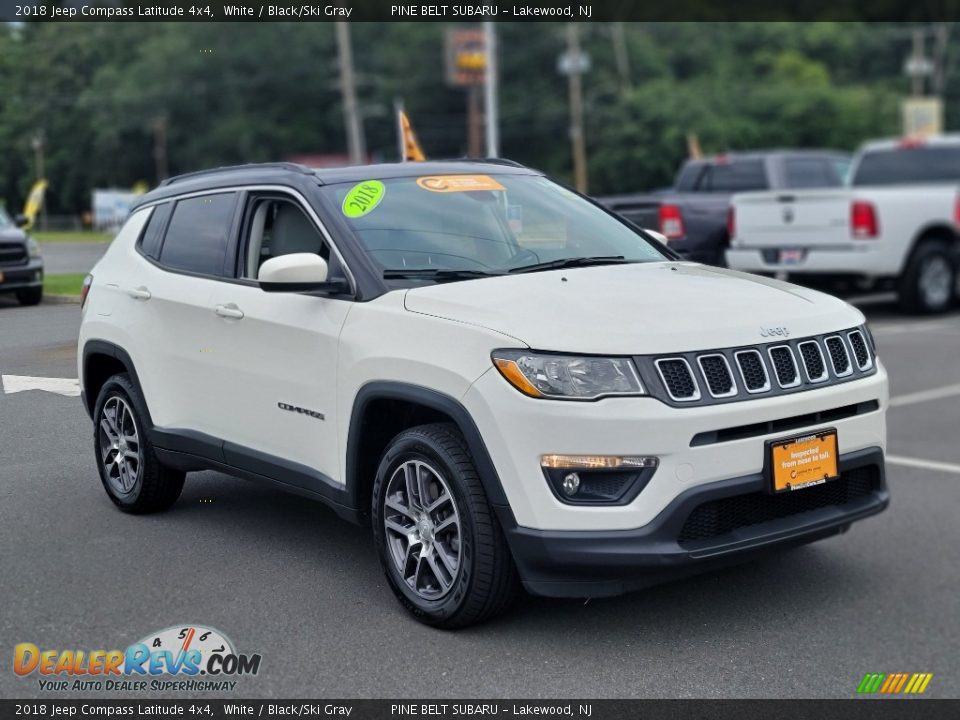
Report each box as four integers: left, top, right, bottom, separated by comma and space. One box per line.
372, 432, 479, 625
93, 376, 147, 508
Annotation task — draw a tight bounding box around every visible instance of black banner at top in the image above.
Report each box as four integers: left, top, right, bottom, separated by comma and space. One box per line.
1, 0, 959, 22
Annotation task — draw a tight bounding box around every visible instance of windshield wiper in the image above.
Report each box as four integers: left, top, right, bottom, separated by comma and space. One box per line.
383, 268, 504, 282
508, 256, 631, 274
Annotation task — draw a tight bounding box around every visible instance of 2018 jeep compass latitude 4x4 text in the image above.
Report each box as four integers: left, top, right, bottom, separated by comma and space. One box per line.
78, 161, 889, 628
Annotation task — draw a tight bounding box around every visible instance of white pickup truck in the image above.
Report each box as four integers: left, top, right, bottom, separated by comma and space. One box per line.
726, 135, 960, 313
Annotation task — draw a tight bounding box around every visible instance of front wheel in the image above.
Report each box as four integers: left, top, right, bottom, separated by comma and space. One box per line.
372, 424, 519, 628
898, 240, 957, 314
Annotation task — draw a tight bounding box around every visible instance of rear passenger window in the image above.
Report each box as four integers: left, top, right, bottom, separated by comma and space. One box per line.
159, 193, 238, 276
699, 161, 768, 192
784, 159, 840, 189
138, 203, 171, 259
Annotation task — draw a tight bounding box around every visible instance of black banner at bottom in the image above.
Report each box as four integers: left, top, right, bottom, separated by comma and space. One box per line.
2, 699, 956, 720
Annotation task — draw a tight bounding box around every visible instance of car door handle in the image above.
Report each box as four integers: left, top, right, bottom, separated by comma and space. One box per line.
127, 286, 151, 301
214, 303, 244, 320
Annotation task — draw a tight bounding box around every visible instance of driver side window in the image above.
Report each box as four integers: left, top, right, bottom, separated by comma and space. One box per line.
240, 196, 337, 279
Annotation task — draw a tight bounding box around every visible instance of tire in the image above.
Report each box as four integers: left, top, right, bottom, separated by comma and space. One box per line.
898, 240, 957, 314
92, 373, 185, 514
15, 286, 42, 306
372, 423, 519, 628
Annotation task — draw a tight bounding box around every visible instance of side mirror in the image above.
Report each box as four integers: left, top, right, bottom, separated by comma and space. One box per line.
258, 253, 349, 294
643, 229, 670, 245
14, 214, 29, 228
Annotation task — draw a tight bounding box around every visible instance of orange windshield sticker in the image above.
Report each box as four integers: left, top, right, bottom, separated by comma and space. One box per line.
416, 175, 506, 193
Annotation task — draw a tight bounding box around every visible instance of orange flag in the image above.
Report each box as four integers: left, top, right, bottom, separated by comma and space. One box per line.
399, 110, 426, 162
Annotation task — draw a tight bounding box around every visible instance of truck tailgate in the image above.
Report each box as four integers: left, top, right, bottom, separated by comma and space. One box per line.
734, 189, 852, 247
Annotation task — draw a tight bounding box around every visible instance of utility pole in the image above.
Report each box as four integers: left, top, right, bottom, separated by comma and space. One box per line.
566, 23, 588, 193
911, 27, 926, 96
152, 116, 168, 182
611, 22, 632, 92
336, 22, 366, 165
483, 21, 499, 158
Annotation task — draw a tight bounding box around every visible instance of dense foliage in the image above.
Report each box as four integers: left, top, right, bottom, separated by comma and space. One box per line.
0, 22, 935, 213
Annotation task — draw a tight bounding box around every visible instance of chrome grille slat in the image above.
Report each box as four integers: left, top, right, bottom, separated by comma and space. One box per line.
847, 330, 873, 371
734, 349, 771, 393
798, 340, 828, 383
655, 358, 701, 402
767, 345, 801, 388
697, 354, 737, 398
824, 335, 853, 377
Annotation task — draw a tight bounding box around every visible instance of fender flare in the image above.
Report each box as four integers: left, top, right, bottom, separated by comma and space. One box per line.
346, 381, 511, 509
80, 340, 150, 423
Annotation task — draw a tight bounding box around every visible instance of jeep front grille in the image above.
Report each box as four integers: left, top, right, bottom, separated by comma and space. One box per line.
636, 326, 877, 408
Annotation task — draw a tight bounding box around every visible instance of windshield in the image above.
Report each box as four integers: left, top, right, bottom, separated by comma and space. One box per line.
0, 206, 12, 228
852, 146, 960, 186
321, 173, 667, 277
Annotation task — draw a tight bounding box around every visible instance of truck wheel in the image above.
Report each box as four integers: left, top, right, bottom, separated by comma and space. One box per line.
93, 373, 185, 514
899, 240, 956, 314
372, 423, 519, 628
16, 287, 42, 306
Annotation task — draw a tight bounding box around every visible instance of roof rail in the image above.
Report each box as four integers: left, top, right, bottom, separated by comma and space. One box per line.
431, 157, 525, 168
159, 162, 314, 187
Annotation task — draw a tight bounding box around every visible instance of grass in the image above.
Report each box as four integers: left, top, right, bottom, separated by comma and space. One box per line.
43, 272, 86, 297
34, 230, 112, 244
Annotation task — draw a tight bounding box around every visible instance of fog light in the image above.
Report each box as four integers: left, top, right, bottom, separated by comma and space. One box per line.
562, 473, 581, 496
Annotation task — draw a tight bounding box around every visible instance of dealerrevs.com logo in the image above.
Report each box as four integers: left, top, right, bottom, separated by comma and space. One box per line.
13, 624, 262, 693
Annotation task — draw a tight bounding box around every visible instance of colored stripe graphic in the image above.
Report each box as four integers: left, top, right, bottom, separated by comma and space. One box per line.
858, 672, 932, 694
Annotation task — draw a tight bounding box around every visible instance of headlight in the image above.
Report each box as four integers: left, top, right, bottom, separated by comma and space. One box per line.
26, 237, 41, 259
492, 350, 645, 400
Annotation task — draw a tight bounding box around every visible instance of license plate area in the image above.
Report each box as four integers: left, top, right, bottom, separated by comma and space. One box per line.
778, 248, 804, 265
766, 428, 839, 494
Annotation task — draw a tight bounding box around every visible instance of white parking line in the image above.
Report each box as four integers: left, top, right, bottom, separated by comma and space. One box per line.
872, 318, 960, 335
887, 454, 960, 476
889, 382, 960, 408
1, 375, 80, 397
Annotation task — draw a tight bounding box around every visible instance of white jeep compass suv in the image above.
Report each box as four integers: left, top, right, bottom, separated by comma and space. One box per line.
78, 161, 889, 628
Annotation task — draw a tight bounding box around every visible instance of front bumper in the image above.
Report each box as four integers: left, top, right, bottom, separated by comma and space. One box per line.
0, 258, 44, 291
502, 446, 888, 597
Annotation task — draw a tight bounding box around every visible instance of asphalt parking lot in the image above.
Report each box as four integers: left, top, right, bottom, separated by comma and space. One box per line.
1, 296, 958, 699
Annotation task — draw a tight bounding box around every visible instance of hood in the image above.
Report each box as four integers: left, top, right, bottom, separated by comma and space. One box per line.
0, 227, 27, 243
403, 262, 863, 355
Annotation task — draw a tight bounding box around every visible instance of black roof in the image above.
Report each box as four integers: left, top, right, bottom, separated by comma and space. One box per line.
136, 159, 538, 208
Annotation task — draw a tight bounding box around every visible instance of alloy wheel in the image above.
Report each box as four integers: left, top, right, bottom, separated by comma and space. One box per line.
98, 396, 142, 496
383, 459, 462, 600
919, 255, 952, 308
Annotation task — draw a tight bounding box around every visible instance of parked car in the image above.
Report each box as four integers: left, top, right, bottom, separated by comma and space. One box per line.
599, 151, 850, 266
727, 134, 960, 313
78, 160, 888, 628
0, 206, 43, 305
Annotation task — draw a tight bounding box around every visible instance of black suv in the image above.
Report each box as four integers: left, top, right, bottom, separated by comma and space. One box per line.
0, 207, 43, 305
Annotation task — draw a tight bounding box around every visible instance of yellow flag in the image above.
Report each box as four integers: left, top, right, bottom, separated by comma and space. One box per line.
399, 110, 426, 162
22, 180, 47, 230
